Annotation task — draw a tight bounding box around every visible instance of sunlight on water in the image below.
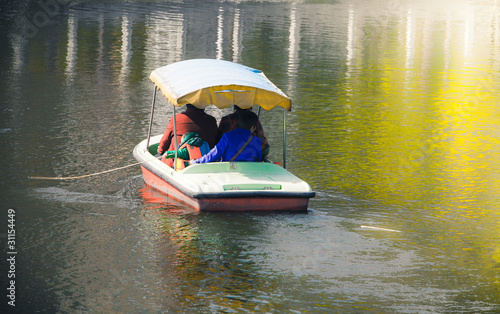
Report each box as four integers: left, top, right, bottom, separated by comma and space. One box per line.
289, 0, 500, 308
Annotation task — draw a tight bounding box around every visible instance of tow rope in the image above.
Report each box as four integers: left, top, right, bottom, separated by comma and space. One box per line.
29, 156, 161, 180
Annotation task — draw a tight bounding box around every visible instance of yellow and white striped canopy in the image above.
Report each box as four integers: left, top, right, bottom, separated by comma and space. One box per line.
149, 59, 291, 111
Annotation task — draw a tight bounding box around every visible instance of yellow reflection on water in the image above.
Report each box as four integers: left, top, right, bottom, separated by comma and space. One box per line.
293, 0, 500, 293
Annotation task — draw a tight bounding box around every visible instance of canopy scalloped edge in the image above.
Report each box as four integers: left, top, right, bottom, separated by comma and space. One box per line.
149, 59, 292, 111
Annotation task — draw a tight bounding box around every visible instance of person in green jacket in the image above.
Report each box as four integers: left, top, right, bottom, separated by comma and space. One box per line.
161, 132, 210, 168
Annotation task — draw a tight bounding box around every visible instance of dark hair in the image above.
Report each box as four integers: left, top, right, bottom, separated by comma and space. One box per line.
186, 103, 203, 110
238, 110, 259, 130
234, 105, 253, 111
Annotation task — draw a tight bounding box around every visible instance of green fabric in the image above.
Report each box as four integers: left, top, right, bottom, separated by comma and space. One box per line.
183, 133, 204, 147
164, 132, 204, 160
165, 148, 190, 159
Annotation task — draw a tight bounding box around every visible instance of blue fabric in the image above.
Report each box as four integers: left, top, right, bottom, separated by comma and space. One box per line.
199, 141, 210, 155
193, 129, 262, 164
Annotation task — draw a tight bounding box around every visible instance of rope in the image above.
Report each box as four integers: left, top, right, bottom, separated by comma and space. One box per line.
29, 156, 161, 180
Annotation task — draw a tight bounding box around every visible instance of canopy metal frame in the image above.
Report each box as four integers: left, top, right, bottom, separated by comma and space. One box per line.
145, 89, 288, 170
145, 59, 291, 170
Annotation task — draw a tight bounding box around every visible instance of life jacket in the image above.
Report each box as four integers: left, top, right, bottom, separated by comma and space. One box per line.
174, 141, 209, 171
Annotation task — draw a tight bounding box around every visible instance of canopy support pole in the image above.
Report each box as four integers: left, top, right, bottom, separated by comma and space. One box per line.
283, 107, 287, 169
172, 104, 178, 171
146, 86, 157, 151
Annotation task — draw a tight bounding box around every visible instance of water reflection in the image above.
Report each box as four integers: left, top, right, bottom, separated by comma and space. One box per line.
65, 13, 77, 81
334, 1, 500, 288
286, 2, 299, 96
140, 185, 275, 311
231, 7, 241, 63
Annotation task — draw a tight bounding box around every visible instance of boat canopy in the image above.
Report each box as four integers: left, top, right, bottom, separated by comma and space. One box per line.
149, 59, 291, 111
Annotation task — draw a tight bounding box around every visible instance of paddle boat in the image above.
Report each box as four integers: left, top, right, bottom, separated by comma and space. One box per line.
133, 59, 315, 212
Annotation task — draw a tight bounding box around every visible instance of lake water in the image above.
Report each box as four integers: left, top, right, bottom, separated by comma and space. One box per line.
1, 0, 500, 312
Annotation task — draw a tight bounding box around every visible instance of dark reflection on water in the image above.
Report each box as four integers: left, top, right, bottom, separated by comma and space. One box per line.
2, 0, 500, 312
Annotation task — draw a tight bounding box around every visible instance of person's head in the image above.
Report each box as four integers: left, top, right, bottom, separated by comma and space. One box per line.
234, 105, 253, 112
186, 104, 203, 111
181, 132, 198, 144
238, 110, 259, 131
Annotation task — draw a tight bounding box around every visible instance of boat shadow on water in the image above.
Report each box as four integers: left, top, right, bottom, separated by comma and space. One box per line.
139, 184, 199, 216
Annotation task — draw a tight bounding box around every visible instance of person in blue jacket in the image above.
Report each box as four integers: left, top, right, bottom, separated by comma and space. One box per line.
190, 110, 262, 164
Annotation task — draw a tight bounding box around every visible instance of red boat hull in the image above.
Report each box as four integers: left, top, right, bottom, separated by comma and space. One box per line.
140, 166, 310, 212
